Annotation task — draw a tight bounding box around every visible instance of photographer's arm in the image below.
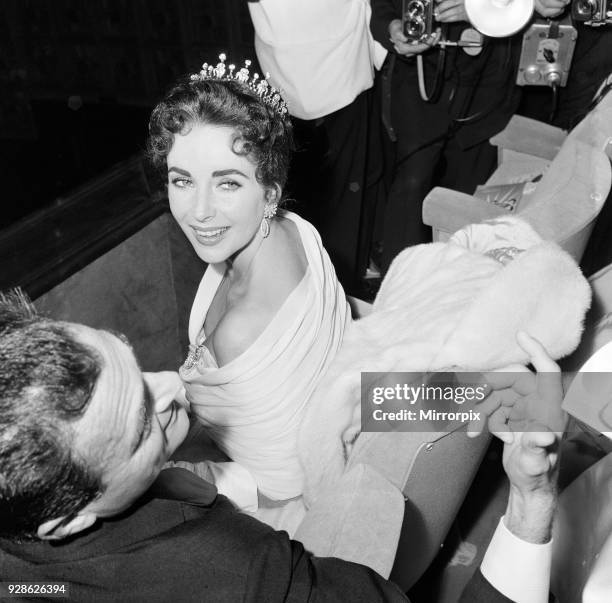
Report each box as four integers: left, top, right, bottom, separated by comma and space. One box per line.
435, 0, 568, 22
534, 0, 570, 17
370, 0, 401, 52
435, 0, 469, 23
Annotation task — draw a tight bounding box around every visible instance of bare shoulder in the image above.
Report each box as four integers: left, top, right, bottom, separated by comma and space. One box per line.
207, 216, 309, 367
269, 214, 308, 291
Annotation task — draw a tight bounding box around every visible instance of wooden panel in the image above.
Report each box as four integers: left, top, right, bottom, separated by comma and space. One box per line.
0, 154, 165, 298
35, 214, 185, 372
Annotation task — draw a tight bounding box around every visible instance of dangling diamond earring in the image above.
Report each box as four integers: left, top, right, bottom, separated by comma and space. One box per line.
260, 200, 278, 238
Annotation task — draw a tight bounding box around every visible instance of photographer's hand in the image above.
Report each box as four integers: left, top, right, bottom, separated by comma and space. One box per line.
435, 0, 469, 23
534, 0, 570, 17
389, 19, 439, 56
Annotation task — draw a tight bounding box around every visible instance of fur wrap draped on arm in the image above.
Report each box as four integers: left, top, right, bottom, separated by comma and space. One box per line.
298, 217, 591, 506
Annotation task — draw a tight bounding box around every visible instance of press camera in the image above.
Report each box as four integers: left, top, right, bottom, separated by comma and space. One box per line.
572, 0, 612, 25
402, 0, 435, 43
516, 16, 577, 87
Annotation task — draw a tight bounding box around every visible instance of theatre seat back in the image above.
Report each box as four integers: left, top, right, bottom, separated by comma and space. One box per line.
389, 429, 491, 591
423, 73, 612, 265
35, 213, 203, 371
347, 296, 491, 591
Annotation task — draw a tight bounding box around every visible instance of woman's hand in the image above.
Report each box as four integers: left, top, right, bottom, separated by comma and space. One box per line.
388, 19, 440, 57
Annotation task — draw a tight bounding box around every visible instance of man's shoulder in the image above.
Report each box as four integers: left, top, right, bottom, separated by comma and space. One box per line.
1, 495, 283, 601
131, 494, 277, 552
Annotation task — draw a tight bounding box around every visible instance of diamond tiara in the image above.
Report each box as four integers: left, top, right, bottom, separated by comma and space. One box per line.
190, 53, 289, 117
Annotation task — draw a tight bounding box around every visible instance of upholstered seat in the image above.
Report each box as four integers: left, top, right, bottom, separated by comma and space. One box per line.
423, 75, 612, 264
345, 297, 490, 591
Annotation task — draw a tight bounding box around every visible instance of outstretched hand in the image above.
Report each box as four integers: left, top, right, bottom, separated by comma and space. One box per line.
465, 332, 565, 542
467, 331, 566, 442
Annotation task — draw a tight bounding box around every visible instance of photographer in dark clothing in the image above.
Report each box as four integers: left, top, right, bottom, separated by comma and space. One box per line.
370, 0, 565, 272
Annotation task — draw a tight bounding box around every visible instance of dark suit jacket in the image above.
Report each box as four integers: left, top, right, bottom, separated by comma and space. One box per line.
460, 569, 515, 602
0, 469, 408, 602
0, 469, 513, 602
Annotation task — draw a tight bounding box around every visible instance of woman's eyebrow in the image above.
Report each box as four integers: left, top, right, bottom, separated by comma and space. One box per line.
167, 166, 191, 176
212, 169, 248, 178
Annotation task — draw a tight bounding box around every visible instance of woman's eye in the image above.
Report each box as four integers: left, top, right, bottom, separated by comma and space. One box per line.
170, 177, 192, 188
219, 180, 240, 191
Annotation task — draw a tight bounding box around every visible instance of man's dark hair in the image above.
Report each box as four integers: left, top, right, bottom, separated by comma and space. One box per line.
0, 290, 103, 540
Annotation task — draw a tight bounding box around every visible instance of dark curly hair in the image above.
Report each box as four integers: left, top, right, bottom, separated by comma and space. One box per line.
148, 77, 294, 194
0, 290, 102, 541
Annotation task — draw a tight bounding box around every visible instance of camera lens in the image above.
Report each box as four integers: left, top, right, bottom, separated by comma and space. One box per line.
407, 1, 425, 16
575, 0, 597, 17
405, 18, 426, 37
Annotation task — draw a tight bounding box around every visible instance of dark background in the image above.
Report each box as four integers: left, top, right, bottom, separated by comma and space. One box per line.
0, 0, 255, 230
1, 1, 611, 234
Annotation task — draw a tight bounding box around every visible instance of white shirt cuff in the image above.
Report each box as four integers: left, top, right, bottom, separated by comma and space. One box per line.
481, 516, 552, 603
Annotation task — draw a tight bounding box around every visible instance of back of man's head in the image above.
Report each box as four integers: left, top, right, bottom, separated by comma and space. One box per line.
0, 290, 103, 541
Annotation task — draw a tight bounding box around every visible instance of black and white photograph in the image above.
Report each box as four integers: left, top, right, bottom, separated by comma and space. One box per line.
1, 1, 612, 601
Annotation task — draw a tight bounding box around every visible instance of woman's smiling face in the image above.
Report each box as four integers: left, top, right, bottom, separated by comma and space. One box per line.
167, 123, 270, 265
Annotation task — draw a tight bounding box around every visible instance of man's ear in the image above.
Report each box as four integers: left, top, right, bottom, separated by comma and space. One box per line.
37, 512, 97, 541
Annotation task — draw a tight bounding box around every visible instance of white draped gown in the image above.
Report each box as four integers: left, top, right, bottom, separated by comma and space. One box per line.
178, 211, 349, 531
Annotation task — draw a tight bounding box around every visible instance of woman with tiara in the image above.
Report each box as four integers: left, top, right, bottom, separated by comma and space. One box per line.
148, 56, 349, 532
149, 56, 589, 542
